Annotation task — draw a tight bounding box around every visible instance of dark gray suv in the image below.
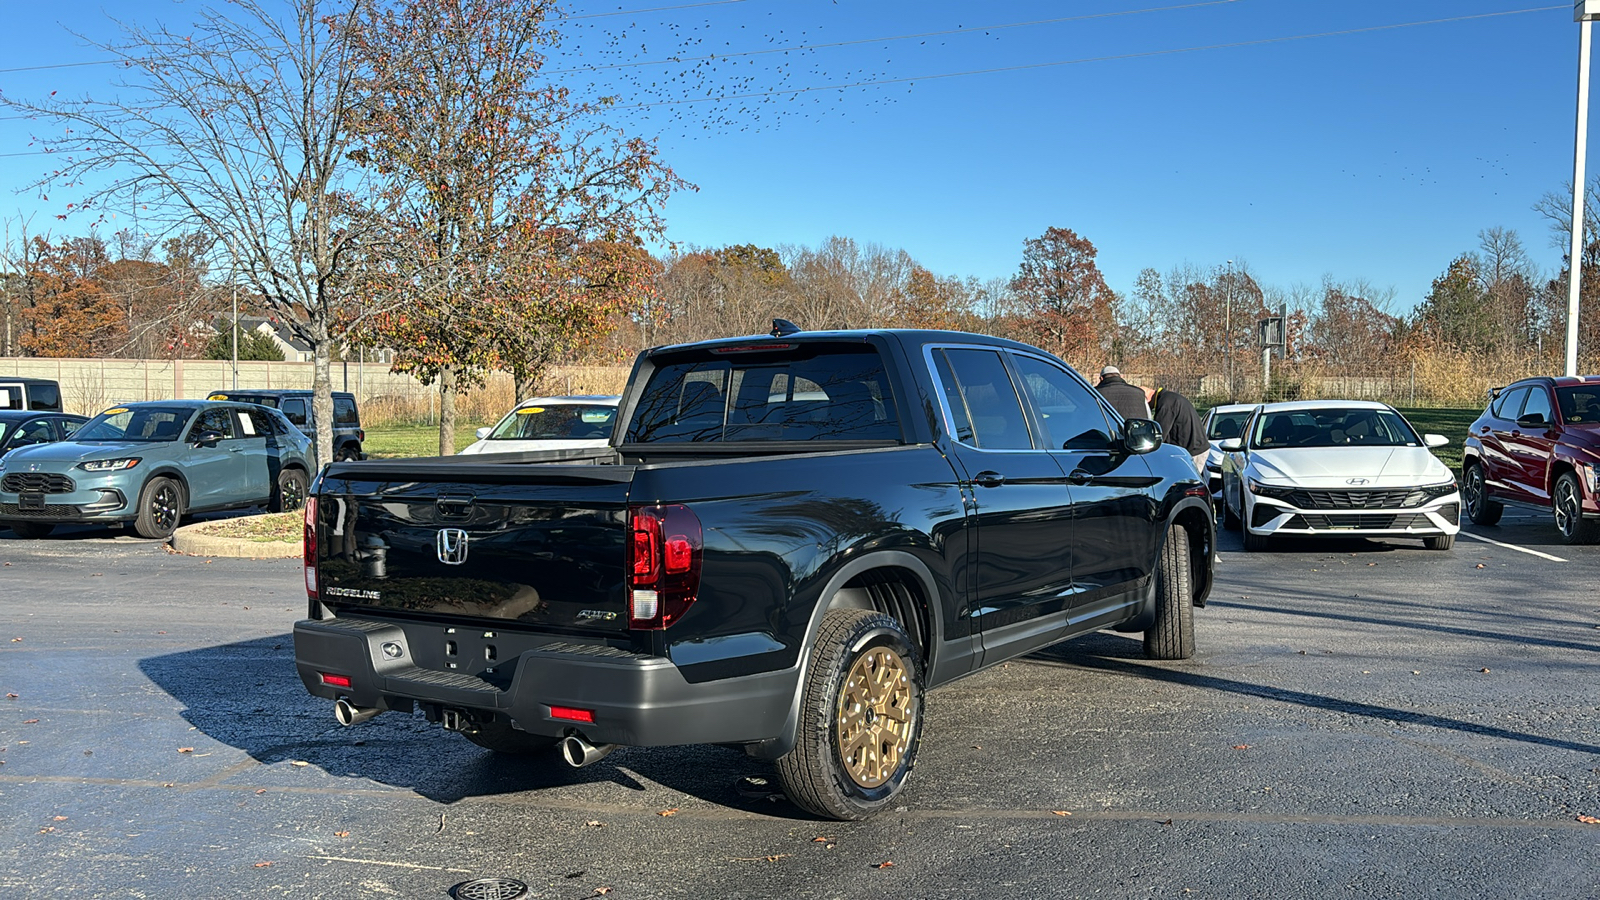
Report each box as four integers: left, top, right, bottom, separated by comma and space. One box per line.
208, 390, 365, 462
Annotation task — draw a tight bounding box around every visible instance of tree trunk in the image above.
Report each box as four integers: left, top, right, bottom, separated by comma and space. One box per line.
513, 366, 538, 405
310, 316, 335, 469
437, 363, 457, 457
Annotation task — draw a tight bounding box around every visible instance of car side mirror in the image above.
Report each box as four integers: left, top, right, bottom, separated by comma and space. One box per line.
1515, 414, 1547, 428
193, 430, 224, 447
1122, 418, 1164, 455
1218, 437, 1244, 452
476, 427, 491, 440
1424, 433, 1450, 449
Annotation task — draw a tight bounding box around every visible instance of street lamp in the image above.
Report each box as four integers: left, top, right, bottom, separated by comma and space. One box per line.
1568, 0, 1600, 377
1224, 259, 1235, 401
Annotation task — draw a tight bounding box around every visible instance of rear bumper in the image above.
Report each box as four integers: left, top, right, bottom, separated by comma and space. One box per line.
294, 616, 798, 748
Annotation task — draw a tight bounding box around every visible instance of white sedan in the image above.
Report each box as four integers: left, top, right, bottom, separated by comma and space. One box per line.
459, 395, 620, 455
1201, 403, 1258, 501
1218, 400, 1461, 551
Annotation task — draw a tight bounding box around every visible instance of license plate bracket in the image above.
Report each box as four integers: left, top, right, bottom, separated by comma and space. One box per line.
18, 492, 45, 510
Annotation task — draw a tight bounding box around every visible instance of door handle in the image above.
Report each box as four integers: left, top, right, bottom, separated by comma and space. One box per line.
972, 471, 1006, 488
226, 446, 243, 452
1068, 469, 1093, 485
1480, 426, 1491, 433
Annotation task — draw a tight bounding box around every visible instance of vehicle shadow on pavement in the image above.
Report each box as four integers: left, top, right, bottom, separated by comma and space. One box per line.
1026, 635, 1600, 757
138, 635, 793, 814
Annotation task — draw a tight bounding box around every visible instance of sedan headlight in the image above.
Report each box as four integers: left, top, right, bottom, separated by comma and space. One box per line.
1246, 478, 1296, 501
77, 457, 141, 472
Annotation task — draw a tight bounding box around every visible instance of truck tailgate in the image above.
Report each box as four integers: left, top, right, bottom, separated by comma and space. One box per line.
313, 462, 635, 636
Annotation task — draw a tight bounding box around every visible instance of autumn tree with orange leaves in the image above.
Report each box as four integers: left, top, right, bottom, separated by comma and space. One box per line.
1008, 227, 1119, 370
344, 0, 684, 455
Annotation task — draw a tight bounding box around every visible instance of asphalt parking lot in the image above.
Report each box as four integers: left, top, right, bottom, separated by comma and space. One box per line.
2, 514, 1598, 900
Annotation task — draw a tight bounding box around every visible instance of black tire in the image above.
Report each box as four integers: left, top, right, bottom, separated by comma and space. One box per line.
462, 718, 559, 755
1462, 462, 1502, 527
134, 476, 184, 540
1144, 525, 1195, 660
1424, 534, 1455, 551
1552, 472, 1600, 545
9, 521, 54, 539
271, 467, 308, 513
776, 609, 923, 821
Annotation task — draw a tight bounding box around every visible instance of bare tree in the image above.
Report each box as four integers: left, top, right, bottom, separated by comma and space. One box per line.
3, 0, 372, 463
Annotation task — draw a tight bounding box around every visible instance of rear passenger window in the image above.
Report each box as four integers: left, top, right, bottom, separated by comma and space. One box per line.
1490, 387, 1527, 421
281, 399, 308, 427
334, 397, 359, 427
938, 349, 1034, 450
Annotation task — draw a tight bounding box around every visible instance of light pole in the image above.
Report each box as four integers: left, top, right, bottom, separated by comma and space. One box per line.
1570, 0, 1600, 376
1224, 259, 1235, 401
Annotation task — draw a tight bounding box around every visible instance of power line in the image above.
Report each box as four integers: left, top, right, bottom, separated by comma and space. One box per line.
622, 4, 1567, 108
550, 0, 1243, 75
0, 4, 1566, 155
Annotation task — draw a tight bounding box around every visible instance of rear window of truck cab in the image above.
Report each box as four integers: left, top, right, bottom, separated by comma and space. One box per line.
625, 343, 902, 443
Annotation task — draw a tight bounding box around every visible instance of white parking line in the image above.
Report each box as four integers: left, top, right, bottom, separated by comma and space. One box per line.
1457, 531, 1567, 563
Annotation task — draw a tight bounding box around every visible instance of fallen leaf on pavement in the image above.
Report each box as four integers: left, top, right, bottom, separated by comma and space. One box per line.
811, 836, 832, 842
1160, 819, 1174, 826
657, 807, 679, 817
10, 638, 21, 643
1051, 810, 1071, 816
253, 861, 273, 868
1232, 745, 1251, 750
178, 747, 194, 753
593, 888, 611, 896
584, 820, 604, 828
255, 789, 267, 795
1578, 815, 1600, 824
21, 719, 38, 724
5, 693, 16, 699
874, 860, 895, 869
52, 816, 66, 821
39, 827, 56, 833
334, 830, 350, 837
290, 760, 309, 767
1475, 564, 1486, 569
732, 854, 790, 862
1480, 668, 1491, 673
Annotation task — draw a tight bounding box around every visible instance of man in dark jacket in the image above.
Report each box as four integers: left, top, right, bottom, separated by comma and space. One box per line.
1143, 384, 1209, 474
1095, 366, 1150, 421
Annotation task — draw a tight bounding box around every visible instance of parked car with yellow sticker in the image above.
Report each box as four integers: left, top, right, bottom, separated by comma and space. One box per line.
459, 395, 620, 455
0, 400, 313, 540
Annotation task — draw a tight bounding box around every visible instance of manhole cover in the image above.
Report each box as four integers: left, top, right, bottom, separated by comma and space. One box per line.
450, 877, 529, 900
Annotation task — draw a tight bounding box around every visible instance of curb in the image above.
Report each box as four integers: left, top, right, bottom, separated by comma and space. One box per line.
169, 518, 302, 559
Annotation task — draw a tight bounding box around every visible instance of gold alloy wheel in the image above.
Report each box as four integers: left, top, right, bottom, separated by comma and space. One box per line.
835, 645, 916, 789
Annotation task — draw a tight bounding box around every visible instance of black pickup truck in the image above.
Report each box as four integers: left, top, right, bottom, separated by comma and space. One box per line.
295, 328, 1214, 820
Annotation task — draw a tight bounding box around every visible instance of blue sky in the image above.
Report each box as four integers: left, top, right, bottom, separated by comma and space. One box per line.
0, 0, 1588, 312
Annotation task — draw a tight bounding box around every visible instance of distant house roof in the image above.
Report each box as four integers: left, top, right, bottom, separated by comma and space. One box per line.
214, 314, 313, 353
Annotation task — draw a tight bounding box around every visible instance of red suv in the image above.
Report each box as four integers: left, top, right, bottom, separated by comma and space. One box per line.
1462, 376, 1600, 544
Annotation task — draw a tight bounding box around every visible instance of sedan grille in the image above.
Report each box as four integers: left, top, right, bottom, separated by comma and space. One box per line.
2, 472, 75, 494
1288, 513, 1437, 530
1282, 489, 1421, 510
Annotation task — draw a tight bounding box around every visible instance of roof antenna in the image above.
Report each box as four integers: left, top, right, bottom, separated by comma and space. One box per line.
770, 318, 801, 337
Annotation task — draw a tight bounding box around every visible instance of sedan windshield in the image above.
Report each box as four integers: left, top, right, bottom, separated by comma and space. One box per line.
488, 404, 616, 441
73, 407, 192, 442
1207, 411, 1250, 441
1556, 387, 1600, 425
1250, 408, 1420, 449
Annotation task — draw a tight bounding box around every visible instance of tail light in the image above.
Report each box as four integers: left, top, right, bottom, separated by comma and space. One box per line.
303, 496, 319, 603
628, 504, 702, 629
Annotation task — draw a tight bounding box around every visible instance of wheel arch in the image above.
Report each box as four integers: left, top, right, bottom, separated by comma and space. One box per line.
141, 466, 190, 506
1167, 495, 1215, 609
747, 549, 945, 761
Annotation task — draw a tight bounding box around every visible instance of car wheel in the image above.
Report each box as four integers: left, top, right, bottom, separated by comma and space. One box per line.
134, 476, 185, 540
776, 609, 923, 821
1462, 463, 1502, 526
1423, 534, 1455, 551
271, 468, 309, 513
1222, 477, 1241, 531
1552, 472, 1600, 545
9, 521, 54, 539
1143, 524, 1195, 660
462, 718, 559, 755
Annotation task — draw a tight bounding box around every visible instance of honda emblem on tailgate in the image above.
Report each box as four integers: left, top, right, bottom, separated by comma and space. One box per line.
436, 528, 469, 565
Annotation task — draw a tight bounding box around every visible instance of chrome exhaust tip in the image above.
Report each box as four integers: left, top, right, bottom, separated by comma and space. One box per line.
560, 734, 617, 768
334, 698, 381, 726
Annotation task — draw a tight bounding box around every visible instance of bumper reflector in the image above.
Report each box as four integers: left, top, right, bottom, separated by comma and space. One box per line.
321, 673, 351, 688
551, 705, 595, 723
